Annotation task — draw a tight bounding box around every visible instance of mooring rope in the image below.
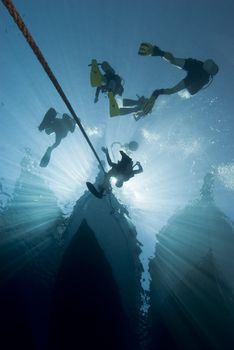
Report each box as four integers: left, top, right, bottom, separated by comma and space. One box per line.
2, 0, 106, 173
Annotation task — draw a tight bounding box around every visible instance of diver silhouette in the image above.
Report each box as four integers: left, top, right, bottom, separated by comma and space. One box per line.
86, 147, 143, 199
38, 108, 76, 167
130, 42, 219, 119
90, 60, 124, 103
106, 44, 218, 120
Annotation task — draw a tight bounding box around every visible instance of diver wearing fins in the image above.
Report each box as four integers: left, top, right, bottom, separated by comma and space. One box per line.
38, 108, 76, 167
90, 60, 124, 103
86, 147, 143, 199
137, 42, 219, 117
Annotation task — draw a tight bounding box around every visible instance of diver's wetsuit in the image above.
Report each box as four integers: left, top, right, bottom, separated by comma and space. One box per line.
180, 58, 210, 95
116, 97, 148, 118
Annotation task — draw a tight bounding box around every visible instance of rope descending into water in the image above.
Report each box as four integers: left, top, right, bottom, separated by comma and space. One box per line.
2, 0, 106, 174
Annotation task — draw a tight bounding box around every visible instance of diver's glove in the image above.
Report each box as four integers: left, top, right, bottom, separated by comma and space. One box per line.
138, 42, 154, 56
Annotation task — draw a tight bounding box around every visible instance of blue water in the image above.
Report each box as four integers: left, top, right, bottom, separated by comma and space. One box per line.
0, 1, 234, 348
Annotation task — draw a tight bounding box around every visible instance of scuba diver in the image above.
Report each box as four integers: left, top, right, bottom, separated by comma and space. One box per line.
90, 60, 124, 104
86, 147, 143, 199
136, 42, 219, 117
38, 108, 76, 167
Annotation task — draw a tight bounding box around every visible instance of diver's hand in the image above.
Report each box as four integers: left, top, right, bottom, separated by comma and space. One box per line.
135, 161, 143, 173
94, 96, 98, 103
101, 146, 108, 153
138, 42, 154, 56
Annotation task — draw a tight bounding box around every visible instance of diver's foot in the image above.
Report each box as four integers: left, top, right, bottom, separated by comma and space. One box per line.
152, 45, 164, 56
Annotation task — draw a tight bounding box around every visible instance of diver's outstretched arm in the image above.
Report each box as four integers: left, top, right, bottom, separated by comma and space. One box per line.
133, 162, 143, 175
102, 147, 115, 167
119, 106, 142, 115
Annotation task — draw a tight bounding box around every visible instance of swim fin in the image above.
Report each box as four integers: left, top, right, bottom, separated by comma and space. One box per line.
90, 59, 103, 87
108, 92, 120, 117
40, 147, 52, 167
86, 182, 103, 199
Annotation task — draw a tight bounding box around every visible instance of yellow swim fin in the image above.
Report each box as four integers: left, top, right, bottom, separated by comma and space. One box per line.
90, 59, 103, 87
108, 92, 120, 117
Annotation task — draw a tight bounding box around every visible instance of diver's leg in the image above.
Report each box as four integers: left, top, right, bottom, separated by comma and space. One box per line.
39, 133, 62, 168
94, 87, 101, 103
123, 96, 147, 107
122, 98, 139, 106
152, 46, 186, 69
52, 134, 62, 149
118, 106, 142, 116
